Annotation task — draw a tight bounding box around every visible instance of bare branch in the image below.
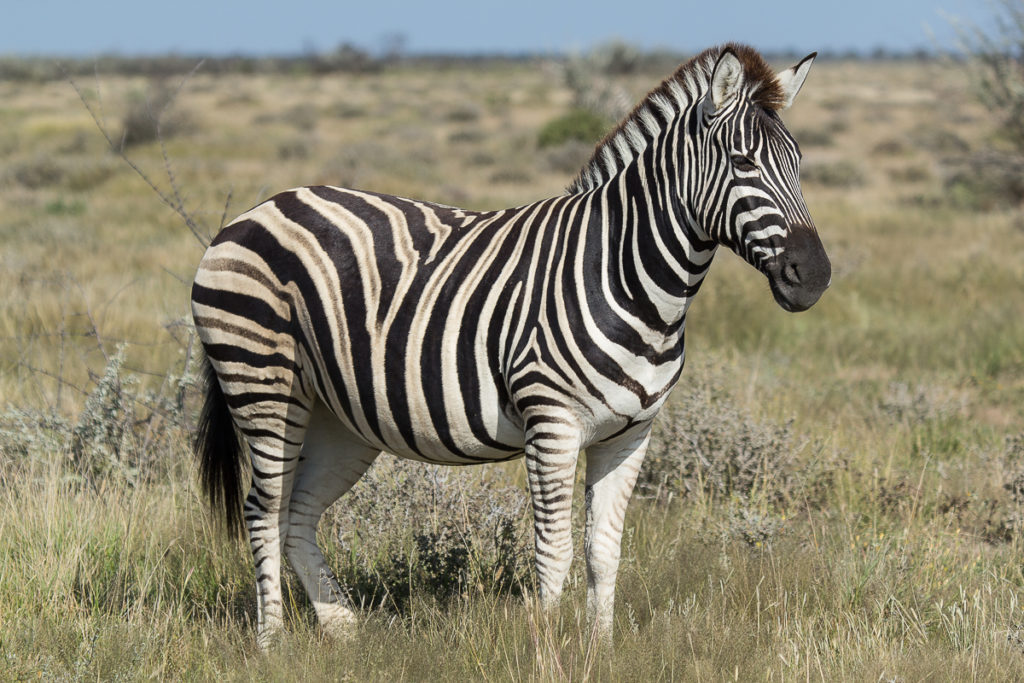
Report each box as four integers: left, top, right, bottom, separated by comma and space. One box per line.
219, 187, 234, 230
64, 63, 211, 248
156, 59, 209, 244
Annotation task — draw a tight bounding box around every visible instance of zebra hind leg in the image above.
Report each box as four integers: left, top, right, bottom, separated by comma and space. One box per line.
284, 402, 378, 638
233, 394, 313, 650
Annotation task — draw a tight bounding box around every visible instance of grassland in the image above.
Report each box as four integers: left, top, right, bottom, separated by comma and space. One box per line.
1, 54, 1023, 680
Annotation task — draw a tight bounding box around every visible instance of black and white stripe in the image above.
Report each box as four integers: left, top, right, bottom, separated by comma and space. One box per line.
192, 43, 830, 647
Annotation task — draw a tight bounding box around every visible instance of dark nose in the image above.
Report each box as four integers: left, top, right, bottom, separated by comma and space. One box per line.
767, 227, 830, 312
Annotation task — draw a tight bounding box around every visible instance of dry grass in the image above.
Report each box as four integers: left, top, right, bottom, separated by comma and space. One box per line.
1, 55, 1023, 679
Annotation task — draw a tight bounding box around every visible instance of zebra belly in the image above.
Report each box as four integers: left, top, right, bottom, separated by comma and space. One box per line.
314, 378, 527, 465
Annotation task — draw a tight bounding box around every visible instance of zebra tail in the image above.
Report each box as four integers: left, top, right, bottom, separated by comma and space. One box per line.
195, 354, 246, 539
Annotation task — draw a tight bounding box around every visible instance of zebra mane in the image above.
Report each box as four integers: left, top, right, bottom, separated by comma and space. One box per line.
566, 43, 785, 195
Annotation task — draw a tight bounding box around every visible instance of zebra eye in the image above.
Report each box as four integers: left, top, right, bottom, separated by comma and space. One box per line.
731, 154, 757, 172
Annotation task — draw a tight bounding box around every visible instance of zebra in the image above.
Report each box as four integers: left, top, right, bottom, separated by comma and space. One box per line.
191, 43, 830, 648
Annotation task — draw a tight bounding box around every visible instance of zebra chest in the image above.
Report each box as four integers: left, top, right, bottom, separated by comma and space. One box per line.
584, 358, 681, 443
504, 338, 684, 447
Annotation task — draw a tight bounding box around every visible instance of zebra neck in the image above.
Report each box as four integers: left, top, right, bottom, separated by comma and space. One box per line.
579, 150, 716, 333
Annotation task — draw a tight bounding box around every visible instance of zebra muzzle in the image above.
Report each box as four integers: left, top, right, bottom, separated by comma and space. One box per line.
765, 226, 831, 312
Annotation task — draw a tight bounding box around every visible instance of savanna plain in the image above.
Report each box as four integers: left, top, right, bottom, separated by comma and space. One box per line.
1, 52, 1023, 680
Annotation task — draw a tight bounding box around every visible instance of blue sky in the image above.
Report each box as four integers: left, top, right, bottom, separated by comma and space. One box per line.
2, 0, 995, 57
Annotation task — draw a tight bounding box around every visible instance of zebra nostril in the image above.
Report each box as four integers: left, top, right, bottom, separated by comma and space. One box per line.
782, 263, 800, 286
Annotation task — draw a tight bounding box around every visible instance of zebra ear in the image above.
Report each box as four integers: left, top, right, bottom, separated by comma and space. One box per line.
705, 48, 745, 115
775, 52, 816, 110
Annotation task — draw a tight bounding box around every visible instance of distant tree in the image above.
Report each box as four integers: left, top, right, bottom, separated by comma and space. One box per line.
379, 32, 408, 62
943, 1, 1024, 209
952, 0, 1024, 149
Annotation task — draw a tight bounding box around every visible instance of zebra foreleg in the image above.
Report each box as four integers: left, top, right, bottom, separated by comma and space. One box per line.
583, 424, 652, 645
284, 402, 378, 639
523, 416, 582, 612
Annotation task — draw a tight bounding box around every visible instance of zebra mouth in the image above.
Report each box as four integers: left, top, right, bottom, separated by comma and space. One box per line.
769, 277, 816, 312
767, 262, 831, 312
766, 251, 831, 313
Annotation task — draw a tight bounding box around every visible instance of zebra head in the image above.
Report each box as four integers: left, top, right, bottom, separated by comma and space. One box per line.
695, 46, 831, 312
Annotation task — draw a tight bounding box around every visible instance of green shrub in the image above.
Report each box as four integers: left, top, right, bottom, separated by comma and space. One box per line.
537, 109, 609, 149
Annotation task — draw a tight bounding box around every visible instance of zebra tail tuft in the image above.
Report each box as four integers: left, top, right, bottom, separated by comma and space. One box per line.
195, 354, 246, 539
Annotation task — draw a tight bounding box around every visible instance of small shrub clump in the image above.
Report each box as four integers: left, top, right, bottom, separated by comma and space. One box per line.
0, 345, 199, 489
637, 364, 807, 506
943, 150, 1024, 209
878, 381, 964, 424
952, 0, 1024, 149
872, 138, 911, 156
537, 109, 609, 149
489, 167, 533, 184
119, 82, 193, 148
721, 505, 785, 549
0, 410, 70, 479
801, 160, 866, 188
562, 42, 636, 120
9, 156, 65, 189
70, 347, 138, 481
999, 434, 1024, 535
7, 157, 120, 192
444, 102, 482, 123
543, 139, 594, 174
939, 433, 1024, 543
326, 457, 533, 612
886, 165, 932, 184
792, 118, 847, 148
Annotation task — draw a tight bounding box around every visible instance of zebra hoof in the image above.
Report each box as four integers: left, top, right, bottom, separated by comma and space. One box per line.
256, 627, 283, 652
320, 609, 359, 641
